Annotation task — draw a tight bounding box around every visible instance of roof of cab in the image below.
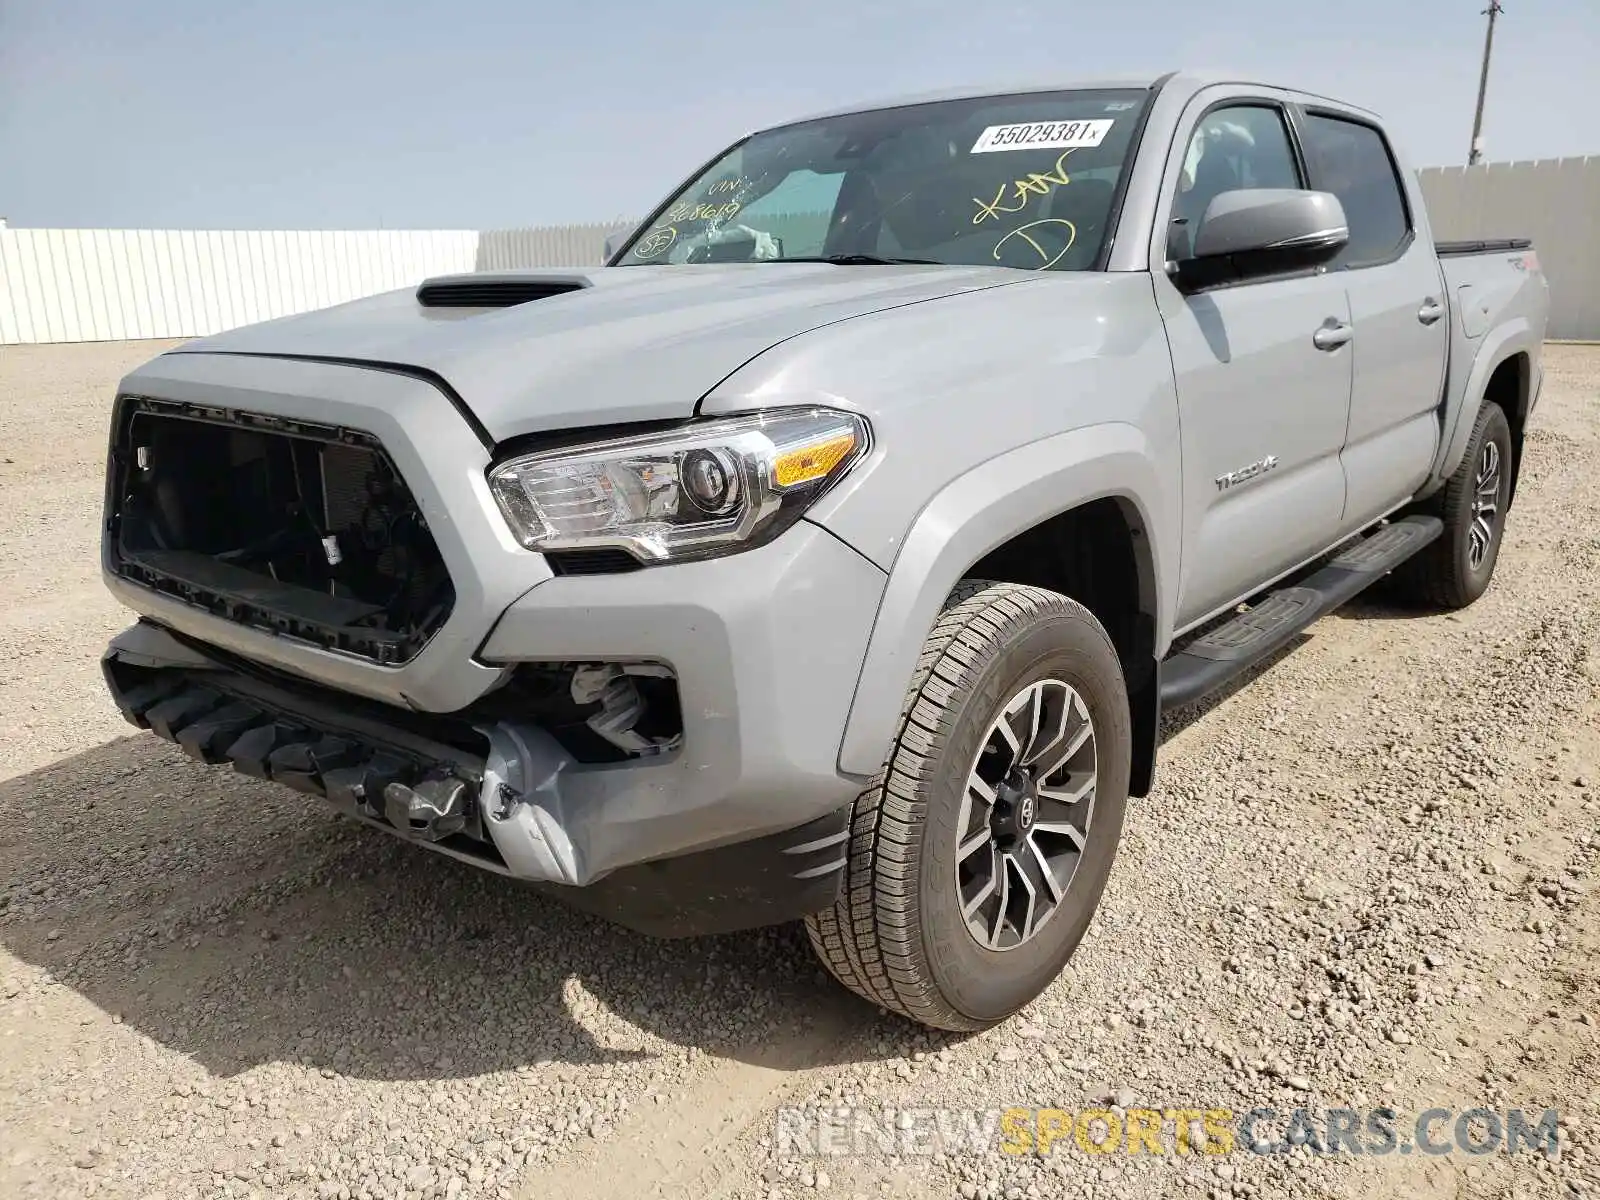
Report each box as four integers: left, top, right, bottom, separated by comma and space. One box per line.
780, 76, 1168, 127
768, 72, 1377, 131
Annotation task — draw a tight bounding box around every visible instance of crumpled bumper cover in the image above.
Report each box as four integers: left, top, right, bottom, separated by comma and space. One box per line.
102, 622, 856, 936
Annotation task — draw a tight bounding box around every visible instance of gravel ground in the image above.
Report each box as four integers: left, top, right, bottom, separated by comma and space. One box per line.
0, 339, 1596, 1200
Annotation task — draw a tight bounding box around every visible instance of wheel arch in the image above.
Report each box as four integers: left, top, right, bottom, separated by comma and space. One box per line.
836, 423, 1171, 793
1481, 351, 1531, 505
1430, 323, 1538, 506
967, 495, 1158, 663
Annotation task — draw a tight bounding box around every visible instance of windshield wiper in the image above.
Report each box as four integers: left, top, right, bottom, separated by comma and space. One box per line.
773, 254, 943, 266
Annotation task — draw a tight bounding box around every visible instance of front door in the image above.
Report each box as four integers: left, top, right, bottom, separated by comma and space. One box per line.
1151, 95, 1355, 630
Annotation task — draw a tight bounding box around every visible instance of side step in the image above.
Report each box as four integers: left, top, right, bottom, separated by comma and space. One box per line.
1160, 515, 1442, 710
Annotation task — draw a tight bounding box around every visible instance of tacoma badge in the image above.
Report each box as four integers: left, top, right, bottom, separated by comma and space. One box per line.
1215, 455, 1280, 492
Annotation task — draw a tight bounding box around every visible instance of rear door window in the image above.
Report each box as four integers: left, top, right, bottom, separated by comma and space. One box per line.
1299, 114, 1412, 268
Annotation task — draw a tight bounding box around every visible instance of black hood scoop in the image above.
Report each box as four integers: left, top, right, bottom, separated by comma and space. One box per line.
416, 273, 590, 309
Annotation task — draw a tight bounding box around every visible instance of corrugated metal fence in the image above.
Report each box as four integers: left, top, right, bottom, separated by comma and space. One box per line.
3, 157, 1598, 344
475, 222, 626, 270
1418, 156, 1600, 341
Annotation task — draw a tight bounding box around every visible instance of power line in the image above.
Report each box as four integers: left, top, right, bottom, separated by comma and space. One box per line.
1468, 0, 1504, 166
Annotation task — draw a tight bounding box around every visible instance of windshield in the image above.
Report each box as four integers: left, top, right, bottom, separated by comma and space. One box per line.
613, 89, 1148, 272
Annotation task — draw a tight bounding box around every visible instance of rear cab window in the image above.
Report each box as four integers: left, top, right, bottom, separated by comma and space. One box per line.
1298, 113, 1413, 268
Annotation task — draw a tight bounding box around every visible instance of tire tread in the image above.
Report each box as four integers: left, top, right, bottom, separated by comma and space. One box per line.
1392, 402, 1511, 609
805, 580, 1109, 1030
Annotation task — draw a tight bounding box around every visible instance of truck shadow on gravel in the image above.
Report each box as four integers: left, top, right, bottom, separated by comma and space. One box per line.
1, 633, 1342, 1086
1158, 634, 1311, 741
1331, 595, 1456, 623
0, 736, 903, 1084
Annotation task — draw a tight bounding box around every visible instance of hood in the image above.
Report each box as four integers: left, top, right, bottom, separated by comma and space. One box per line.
172, 264, 1025, 442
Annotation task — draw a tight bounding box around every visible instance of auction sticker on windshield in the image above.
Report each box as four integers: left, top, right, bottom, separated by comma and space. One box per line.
971, 119, 1114, 154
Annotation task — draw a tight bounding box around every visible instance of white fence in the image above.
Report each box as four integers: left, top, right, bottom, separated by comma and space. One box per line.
0, 228, 479, 345
0, 224, 641, 345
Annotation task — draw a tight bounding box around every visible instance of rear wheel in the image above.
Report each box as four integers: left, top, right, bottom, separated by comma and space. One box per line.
805, 581, 1130, 1031
1392, 403, 1513, 609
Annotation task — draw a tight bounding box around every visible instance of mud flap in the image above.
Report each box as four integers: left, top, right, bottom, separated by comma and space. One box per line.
1128, 655, 1160, 798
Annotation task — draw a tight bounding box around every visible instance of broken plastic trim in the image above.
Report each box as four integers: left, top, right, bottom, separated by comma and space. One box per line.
103, 649, 501, 858
469, 660, 683, 764
568, 664, 681, 758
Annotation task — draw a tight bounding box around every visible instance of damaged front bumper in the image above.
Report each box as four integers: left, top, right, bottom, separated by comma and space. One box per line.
103, 621, 859, 936
103, 501, 888, 936
99, 351, 889, 936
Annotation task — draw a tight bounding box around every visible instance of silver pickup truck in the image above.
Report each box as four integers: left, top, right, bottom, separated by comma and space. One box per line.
101, 72, 1549, 1031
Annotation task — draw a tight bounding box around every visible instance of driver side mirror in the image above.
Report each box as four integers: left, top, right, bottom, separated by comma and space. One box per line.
601, 226, 636, 264
1169, 189, 1348, 293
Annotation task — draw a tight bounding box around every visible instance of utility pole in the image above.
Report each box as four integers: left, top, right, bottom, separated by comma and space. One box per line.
1468, 1, 1504, 166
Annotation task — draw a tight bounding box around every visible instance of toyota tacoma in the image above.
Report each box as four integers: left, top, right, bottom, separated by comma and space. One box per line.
101, 72, 1549, 1030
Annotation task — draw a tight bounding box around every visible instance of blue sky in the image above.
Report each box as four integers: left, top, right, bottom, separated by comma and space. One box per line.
2, 0, 1595, 229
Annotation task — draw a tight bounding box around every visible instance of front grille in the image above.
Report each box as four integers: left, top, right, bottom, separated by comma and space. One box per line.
108, 397, 454, 665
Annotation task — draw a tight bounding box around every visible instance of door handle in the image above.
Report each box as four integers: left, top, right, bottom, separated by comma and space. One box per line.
1418, 298, 1445, 325
1312, 321, 1354, 351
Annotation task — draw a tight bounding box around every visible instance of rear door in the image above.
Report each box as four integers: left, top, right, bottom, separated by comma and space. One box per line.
1150, 90, 1355, 630
1295, 109, 1449, 530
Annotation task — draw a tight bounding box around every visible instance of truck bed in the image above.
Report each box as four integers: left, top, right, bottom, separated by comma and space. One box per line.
1426, 236, 1547, 499
1438, 240, 1542, 336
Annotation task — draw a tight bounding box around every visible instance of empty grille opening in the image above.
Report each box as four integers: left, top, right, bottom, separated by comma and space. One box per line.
415, 277, 587, 308
110, 398, 454, 665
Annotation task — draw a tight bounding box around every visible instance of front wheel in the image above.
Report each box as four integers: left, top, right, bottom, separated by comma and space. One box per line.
805, 581, 1130, 1031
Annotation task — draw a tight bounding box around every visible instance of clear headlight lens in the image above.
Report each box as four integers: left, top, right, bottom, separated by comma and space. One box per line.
487, 409, 870, 563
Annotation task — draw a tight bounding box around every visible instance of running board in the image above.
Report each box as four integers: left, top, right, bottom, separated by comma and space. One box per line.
1160, 515, 1443, 710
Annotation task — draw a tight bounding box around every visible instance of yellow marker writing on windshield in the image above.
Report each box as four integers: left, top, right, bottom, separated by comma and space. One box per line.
993, 218, 1078, 270
662, 200, 742, 224
973, 150, 1079, 225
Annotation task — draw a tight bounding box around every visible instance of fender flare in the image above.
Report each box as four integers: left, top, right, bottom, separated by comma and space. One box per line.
1427, 318, 1538, 495
835, 422, 1171, 777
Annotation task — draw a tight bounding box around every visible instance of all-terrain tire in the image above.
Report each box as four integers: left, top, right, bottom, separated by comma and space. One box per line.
1391, 403, 1514, 610
805, 581, 1131, 1031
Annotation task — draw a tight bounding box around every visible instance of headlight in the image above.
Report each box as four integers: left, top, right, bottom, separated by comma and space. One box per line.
487, 409, 870, 563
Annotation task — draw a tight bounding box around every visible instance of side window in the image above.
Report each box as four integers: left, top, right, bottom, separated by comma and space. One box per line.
1300, 114, 1411, 268
1170, 104, 1303, 259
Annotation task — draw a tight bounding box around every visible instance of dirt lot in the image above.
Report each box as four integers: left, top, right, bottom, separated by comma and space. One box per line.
0, 340, 1596, 1200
